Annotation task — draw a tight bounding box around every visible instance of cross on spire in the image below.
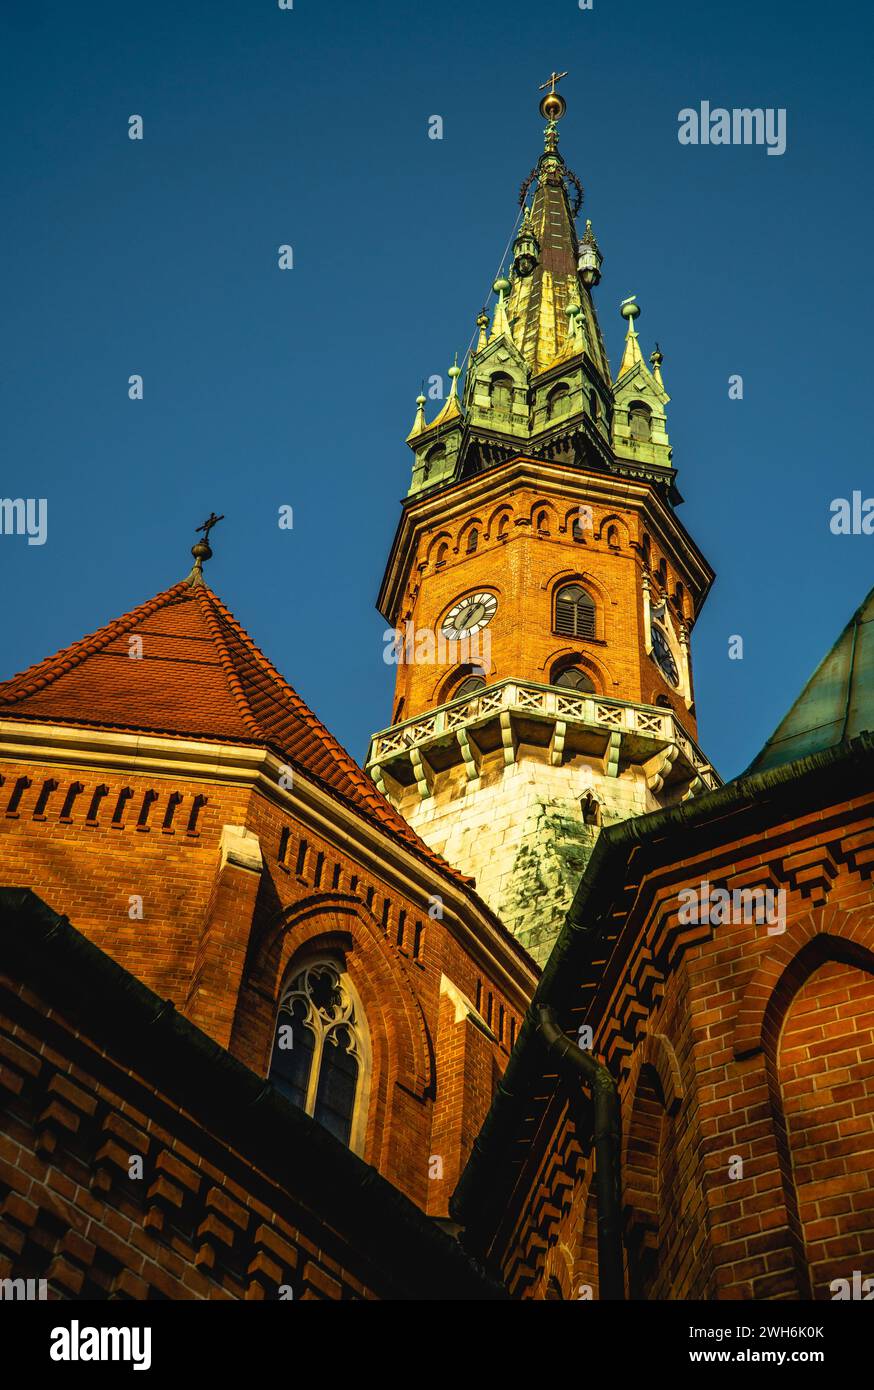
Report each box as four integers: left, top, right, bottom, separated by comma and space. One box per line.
538, 70, 569, 128
538, 70, 568, 95
187, 511, 225, 587
196, 511, 225, 543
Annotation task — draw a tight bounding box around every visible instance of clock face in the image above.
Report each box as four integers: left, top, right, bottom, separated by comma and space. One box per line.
651, 623, 679, 687
442, 592, 498, 640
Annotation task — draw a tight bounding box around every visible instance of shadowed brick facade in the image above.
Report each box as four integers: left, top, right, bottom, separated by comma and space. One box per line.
0, 576, 537, 1297
452, 587, 874, 1301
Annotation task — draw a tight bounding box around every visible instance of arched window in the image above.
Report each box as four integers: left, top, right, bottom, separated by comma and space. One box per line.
656, 558, 667, 588
554, 583, 596, 639
589, 389, 600, 421
269, 959, 369, 1151
423, 443, 445, 483
489, 373, 513, 412
642, 533, 651, 566
466, 527, 479, 554
607, 524, 619, 548
454, 673, 486, 699
536, 510, 549, 535
572, 516, 587, 542
546, 383, 571, 420
629, 402, 652, 441
655, 694, 672, 709
435, 542, 448, 567
497, 514, 510, 540
551, 663, 595, 693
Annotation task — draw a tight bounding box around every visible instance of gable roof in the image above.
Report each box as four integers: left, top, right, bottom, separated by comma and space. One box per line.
747, 584, 874, 773
0, 579, 477, 892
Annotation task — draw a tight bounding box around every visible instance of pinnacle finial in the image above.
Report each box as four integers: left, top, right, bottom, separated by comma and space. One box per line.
618, 297, 643, 377
408, 390, 428, 439
447, 354, 462, 399
187, 511, 224, 586
650, 342, 665, 388
538, 70, 568, 153
490, 274, 512, 341
578, 219, 603, 288
475, 308, 489, 353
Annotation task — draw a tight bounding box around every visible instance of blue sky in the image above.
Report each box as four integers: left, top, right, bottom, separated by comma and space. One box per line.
1, 0, 872, 779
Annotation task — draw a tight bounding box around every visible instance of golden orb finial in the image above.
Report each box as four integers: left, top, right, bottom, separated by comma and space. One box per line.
538, 69, 568, 122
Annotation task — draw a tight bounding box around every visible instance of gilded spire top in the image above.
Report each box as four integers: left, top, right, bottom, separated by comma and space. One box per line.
538, 70, 568, 123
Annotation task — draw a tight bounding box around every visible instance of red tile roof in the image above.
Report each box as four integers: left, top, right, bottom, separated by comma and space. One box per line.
0, 579, 475, 890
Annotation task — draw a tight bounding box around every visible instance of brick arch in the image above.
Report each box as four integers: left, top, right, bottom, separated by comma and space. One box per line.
542, 566, 610, 606
733, 905, 874, 1059
622, 1064, 664, 1295
537, 1241, 575, 1300
539, 644, 611, 693
240, 892, 432, 1100
622, 1033, 684, 1139
425, 529, 453, 567
455, 516, 484, 553
432, 662, 493, 704
562, 503, 595, 536
734, 905, 874, 1297
595, 512, 631, 547
485, 503, 514, 539
529, 499, 559, 534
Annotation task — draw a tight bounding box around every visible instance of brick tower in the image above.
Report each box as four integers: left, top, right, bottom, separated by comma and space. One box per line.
367, 82, 718, 963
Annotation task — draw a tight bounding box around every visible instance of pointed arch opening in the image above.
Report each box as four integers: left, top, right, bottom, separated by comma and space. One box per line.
269, 954, 372, 1155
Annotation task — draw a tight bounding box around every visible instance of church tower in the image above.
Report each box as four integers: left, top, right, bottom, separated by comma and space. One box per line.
367, 80, 718, 964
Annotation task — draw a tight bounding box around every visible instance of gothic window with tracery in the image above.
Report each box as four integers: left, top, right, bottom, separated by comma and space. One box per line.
269, 959, 369, 1151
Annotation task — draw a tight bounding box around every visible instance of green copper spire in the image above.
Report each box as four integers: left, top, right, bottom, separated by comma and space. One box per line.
747, 585, 874, 772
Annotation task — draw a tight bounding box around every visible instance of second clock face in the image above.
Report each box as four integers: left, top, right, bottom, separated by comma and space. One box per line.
651, 623, 679, 687
442, 592, 498, 640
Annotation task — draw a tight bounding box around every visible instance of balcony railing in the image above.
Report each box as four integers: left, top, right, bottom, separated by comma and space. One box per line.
366, 677, 719, 799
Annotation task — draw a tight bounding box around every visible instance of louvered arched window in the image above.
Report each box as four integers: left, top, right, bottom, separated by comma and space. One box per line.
269, 959, 369, 1152
554, 583, 596, 639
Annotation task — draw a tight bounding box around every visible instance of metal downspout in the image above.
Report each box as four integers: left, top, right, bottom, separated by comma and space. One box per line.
536, 1004, 624, 1300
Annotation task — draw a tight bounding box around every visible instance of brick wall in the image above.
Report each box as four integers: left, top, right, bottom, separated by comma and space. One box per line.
0, 745, 536, 1216
0, 946, 498, 1301
481, 777, 874, 1300
390, 479, 697, 731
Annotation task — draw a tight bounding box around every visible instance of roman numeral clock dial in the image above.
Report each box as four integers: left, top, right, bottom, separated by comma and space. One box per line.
441, 592, 498, 641
650, 622, 679, 687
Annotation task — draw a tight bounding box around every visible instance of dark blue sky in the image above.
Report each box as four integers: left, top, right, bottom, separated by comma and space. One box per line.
2, 0, 872, 779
